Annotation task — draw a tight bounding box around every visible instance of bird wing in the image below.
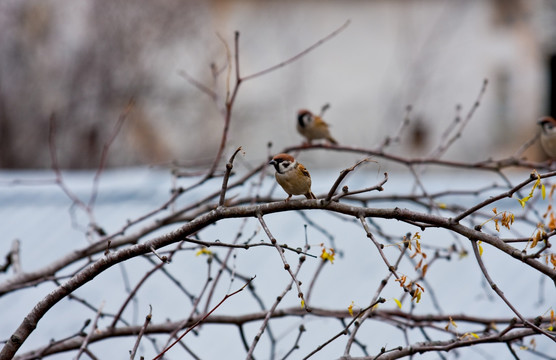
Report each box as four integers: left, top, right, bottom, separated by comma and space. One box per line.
298, 163, 311, 178
313, 115, 330, 129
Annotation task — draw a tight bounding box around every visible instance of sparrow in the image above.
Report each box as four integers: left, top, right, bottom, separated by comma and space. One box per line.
538, 116, 556, 158
297, 109, 338, 144
269, 153, 316, 201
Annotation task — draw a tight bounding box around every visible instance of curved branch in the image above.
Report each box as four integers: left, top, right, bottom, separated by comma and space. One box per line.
3, 198, 556, 359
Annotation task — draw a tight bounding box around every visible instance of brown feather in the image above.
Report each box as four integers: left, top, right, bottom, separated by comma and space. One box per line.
298, 163, 311, 178
305, 191, 316, 199
272, 153, 295, 162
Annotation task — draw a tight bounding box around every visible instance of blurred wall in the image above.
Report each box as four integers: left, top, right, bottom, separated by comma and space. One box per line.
1, 0, 555, 169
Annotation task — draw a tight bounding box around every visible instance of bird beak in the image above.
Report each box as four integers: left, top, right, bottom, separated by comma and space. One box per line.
269, 159, 276, 166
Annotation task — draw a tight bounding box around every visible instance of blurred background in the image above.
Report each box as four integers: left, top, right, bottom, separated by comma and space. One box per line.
2, 2, 556, 358
1, 0, 556, 169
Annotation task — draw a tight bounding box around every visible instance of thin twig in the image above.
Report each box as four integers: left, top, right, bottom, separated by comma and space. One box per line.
48, 114, 89, 214
177, 70, 218, 101
344, 221, 409, 356
325, 158, 374, 202
318, 103, 331, 118
470, 239, 555, 341
246, 237, 309, 358
332, 172, 388, 201
110, 263, 164, 329
129, 305, 152, 360
454, 169, 556, 223
181, 237, 316, 258
513, 132, 540, 158
9, 239, 22, 275
153, 277, 255, 360
358, 216, 402, 280
429, 79, 489, 159
375, 105, 412, 152
216, 32, 232, 103
88, 98, 134, 210
149, 245, 169, 263
257, 214, 309, 312
201, 217, 250, 314
281, 325, 306, 360
242, 20, 351, 81
75, 301, 104, 360
219, 146, 243, 206
163, 255, 213, 350
302, 298, 385, 360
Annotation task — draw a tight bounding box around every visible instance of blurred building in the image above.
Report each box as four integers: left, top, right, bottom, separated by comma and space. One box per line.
1, 0, 556, 169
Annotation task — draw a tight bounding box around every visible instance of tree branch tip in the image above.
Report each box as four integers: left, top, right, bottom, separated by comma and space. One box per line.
125, 97, 136, 110
529, 171, 538, 179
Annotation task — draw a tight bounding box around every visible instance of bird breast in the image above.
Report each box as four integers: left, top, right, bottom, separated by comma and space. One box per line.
275, 168, 311, 195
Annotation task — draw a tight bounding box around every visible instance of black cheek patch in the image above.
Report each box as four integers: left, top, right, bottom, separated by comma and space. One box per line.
297, 113, 306, 128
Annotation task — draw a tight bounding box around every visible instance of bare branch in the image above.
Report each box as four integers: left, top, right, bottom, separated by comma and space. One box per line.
257, 213, 309, 312
110, 263, 164, 329
75, 301, 104, 360
325, 158, 375, 202
177, 69, 218, 101
470, 239, 555, 341
88, 98, 134, 210
219, 146, 243, 206
129, 305, 152, 360
332, 172, 388, 201
242, 20, 351, 81
153, 277, 255, 360
429, 78, 489, 159
303, 298, 386, 360
246, 232, 309, 358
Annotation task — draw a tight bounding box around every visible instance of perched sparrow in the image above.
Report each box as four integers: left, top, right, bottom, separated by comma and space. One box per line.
538, 116, 556, 158
269, 153, 316, 201
297, 109, 338, 144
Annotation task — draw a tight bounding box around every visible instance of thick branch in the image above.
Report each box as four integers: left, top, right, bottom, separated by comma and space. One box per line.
3, 201, 555, 358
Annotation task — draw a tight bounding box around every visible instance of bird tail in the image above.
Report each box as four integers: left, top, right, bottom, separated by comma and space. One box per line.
327, 136, 338, 145
305, 192, 317, 199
